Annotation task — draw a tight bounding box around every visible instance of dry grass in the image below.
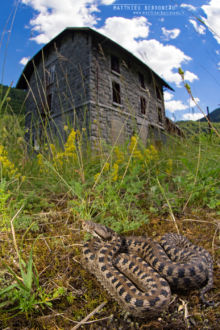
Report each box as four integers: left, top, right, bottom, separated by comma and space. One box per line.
0, 194, 219, 329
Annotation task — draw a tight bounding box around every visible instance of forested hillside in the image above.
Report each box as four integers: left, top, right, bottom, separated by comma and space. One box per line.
198, 107, 220, 122
177, 119, 220, 135
0, 84, 26, 115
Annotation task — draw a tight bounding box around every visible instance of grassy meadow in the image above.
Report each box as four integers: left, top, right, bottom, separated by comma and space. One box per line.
0, 88, 220, 328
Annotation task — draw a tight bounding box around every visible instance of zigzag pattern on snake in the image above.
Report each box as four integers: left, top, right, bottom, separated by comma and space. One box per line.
82, 221, 213, 318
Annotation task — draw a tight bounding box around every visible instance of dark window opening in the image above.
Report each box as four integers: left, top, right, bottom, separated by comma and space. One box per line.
112, 81, 121, 104
111, 55, 120, 73
156, 86, 162, 100
140, 97, 146, 114
158, 107, 163, 123
139, 72, 145, 88
46, 93, 52, 113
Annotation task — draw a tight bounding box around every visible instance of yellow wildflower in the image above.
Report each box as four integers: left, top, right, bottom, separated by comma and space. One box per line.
94, 172, 101, 182
49, 144, 56, 157
55, 152, 64, 167
0, 145, 19, 178
103, 162, 110, 172
149, 145, 158, 157
133, 149, 143, 160
64, 129, 77, 159
129, 136, 144, 161
111, 163, 119, 181
129, 136, 138, 154
37, 153, 45, 173
144, 144, 158, 162
114, 146, 124, 164
21, 176, 26, 182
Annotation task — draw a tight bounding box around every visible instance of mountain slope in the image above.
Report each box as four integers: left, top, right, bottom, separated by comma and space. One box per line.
0, 84, 26, 115
198, 107, 220, 123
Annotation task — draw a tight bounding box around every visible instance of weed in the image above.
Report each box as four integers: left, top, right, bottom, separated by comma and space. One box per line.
0, 237, 51, 318
0, 180, 11, 230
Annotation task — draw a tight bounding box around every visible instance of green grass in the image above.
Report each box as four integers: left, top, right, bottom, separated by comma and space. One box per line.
177, 120, 220, 136
0, 112, 219, 230
0, 109, 219, 326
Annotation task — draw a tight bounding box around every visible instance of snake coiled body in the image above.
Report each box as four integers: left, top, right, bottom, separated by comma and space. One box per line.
83, 236, 171, 317
82, 221, 213, 318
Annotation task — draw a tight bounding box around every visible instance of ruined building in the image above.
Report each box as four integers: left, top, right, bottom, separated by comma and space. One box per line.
16, 27, 175, 147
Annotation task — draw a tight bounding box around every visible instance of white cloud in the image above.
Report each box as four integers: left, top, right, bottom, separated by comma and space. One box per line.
184, 70, 199, 82
189, 97, 200, 107
165, 100, 188, 113
19, 57, 30, 65
164, 91, 173, 102
101, 0, 116, 4
164, 91, 188, 113
99, 17, 194, 86
182, 113, 203, 121
180, 4, 196, 12
189, 19, 206, 35
98, 16, 150, 50
21, 3, 198, 87
161, 27, 180, 40
164, 92, 200, 113
135, 39, 193, 86
202, 0, 220, 44
22, 0, 100, 44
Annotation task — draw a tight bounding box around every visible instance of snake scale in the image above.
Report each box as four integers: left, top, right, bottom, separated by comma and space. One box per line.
82, 221, 213, 318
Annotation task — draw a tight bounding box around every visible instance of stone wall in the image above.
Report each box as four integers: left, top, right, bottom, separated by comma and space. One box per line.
89, 36, 165, 145
24, 31, 92, 144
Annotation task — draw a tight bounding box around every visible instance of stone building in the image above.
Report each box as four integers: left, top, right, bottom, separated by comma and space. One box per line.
165, 117, 184, 137
16, 27, 174, 147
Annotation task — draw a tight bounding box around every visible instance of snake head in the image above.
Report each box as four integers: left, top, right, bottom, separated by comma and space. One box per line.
82, 220, 115, 240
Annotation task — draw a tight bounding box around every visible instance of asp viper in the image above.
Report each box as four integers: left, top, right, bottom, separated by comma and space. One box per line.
82, 221, 213, 318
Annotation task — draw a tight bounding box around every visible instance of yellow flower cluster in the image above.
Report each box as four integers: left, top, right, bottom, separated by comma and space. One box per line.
111, 163, 119, 181
37, 153, 49, 173
94, 162, 110, 182
49, 143, 65, 168
129, 136, 143, 160
64, 129, 77, 158
94, 172, 101, 182
0, 145, 20, 179
103, 162, 110, 172
37, 129, 79, 172
114, 146, 124, 164
93, 136, 160, 184
94, 161, 119, 182
128, 136, 158, 163
144, 144, 159, 162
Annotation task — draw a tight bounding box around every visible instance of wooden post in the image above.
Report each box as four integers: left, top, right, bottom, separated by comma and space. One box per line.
207, 106, 211, 133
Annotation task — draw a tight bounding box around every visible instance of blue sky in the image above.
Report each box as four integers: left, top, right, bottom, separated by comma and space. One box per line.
0, 0, 219, 121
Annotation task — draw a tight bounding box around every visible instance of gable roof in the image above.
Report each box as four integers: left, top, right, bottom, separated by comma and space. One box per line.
16, 27, 174, 91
